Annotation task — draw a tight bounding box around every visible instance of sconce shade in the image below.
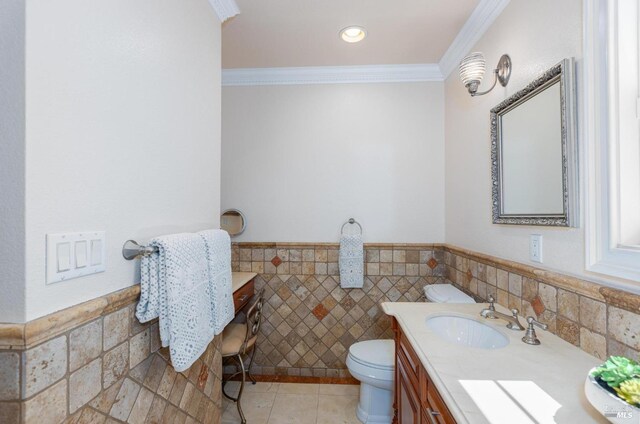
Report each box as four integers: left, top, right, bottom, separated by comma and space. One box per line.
459, 52, 486, 92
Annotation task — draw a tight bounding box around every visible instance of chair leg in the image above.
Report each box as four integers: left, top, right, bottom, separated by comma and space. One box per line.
246, 346, 258, 385
236, 354, 247, 424
222, 357, 239, 401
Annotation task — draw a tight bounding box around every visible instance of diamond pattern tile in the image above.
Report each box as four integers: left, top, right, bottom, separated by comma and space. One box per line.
532, 295, 546, 316
427, 257, 439, 269
232, 243, 448, 376
312, 303, 330, 321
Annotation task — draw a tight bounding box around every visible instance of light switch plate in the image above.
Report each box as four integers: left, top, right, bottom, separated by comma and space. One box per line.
46, 232, 106, 284
530, 234, 543, 263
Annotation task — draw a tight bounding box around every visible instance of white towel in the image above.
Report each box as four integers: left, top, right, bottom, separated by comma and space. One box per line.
136, 232, 226, 372
339, 234, 364, 288
198, 229, 234, 335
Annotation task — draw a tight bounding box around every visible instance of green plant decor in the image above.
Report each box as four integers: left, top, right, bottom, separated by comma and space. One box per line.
591, 356, 640, 407
615, 379, 640, 406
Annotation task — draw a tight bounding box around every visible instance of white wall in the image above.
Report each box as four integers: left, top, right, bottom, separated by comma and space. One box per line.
15, 0, 223, 322
445, 0, 635, 287
0, 0, 26, 323
222, 83, 445, 243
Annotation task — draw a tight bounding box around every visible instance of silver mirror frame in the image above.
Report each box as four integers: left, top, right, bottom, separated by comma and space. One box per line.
221, 208, 247, 237
490, 58, 578, 227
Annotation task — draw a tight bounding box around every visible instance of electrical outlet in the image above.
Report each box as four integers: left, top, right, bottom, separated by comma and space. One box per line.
530, 234, 543, 263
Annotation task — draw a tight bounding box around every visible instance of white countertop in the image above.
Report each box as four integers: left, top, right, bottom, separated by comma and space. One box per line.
382, 302, 608, 424
232, 272, 256, 293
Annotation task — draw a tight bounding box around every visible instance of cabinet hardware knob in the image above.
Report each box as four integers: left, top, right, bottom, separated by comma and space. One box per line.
426, 407, 440, 424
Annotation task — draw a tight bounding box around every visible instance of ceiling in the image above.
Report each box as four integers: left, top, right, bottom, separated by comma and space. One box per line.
222, 0, 480, 69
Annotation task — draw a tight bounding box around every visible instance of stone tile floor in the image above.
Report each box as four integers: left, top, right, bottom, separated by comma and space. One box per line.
221, 382, 361, 424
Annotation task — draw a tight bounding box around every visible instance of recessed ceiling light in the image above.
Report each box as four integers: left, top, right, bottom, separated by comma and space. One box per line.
340, 26, 367, 43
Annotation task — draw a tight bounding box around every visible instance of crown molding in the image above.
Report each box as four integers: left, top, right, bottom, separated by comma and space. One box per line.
208, 0, 240, 23
222, 64, 443, 86
220, 0, 509, 86
438, 0, 511, 79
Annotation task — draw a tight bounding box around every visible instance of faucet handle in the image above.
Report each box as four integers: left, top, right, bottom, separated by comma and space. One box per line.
522, 316, 548, 345
526, 316, 548, 330
482, 295, 497, 319
487, 295, 496, 310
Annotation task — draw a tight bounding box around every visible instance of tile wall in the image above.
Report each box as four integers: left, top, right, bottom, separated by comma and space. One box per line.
4, 242, 637, 423
230, 243, 447, 378
0, 287, 223, 424
445, 246, 640, 361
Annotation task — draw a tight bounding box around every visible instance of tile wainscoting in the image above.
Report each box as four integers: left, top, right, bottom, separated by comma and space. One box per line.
0, 286, 223, 424
231, 242, 640, 380
2, 242, 638, 423
445, 245, 640, 361
230, 243, 447, 378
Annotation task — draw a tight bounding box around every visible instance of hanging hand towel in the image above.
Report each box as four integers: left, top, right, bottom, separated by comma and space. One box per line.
136, 233, 215, 372
198, 229, 234, 335
339, 234, 364, 288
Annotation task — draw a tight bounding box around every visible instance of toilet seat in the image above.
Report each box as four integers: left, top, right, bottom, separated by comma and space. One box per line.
348, 340, 394, 370
346, 339, 395, 392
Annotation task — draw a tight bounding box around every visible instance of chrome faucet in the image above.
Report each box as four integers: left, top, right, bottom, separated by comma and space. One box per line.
480, 305, 525, 331
522, 316, 548, 345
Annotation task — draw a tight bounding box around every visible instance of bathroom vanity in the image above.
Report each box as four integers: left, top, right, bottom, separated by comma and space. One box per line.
383, 302, 608, 424
232, 272, 256, 312
394, 318, 456, 424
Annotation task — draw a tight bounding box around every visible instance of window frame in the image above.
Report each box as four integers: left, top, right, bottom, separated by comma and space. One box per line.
584, 0, 640, 283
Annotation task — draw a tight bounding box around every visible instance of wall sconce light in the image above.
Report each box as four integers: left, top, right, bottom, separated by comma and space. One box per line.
459, 52, 512, 96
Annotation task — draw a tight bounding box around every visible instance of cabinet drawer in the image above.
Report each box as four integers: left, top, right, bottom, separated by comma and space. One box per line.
233, 279, 255, 312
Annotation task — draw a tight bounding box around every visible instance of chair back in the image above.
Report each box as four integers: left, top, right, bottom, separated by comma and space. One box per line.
241, 288, 265, 353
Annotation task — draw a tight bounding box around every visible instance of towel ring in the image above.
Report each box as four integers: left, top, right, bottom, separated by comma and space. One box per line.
341, 218, 363, 235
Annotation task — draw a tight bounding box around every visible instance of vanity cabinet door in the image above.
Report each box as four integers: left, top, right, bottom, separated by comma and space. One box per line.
398, 355, 421, 424
393, 317, 457, 424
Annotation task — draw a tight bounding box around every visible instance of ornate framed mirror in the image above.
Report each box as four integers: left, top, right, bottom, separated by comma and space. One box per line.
491, 58, 578, 227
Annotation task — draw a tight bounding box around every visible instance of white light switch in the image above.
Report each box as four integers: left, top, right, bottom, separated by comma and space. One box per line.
90, 240, 103, 266
530, 234, 543, 263
75, 241, 88, 268
57, 243, 71, 272
46, 232, 106, 284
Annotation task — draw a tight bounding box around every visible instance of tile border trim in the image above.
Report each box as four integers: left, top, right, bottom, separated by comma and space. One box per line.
223, 374, 359, 385
442, 245, 610, 303
0, 285, 141, 350
2, 243, 639, 349
234, 242, 441, 250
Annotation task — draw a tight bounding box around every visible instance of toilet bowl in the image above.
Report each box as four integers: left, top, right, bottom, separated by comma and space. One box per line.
346, 339, 395, 424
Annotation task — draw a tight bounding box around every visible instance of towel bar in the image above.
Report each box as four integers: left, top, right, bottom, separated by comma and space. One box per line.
122, 240, 158, 260
341, 218, 363, 235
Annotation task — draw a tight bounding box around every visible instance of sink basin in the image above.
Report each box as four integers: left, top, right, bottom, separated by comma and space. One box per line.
426, 315, 509, 349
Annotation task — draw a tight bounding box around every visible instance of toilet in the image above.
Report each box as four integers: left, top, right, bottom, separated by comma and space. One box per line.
346, 339, 395, 424
423, 283, 476, 304
346, 284, 475, 423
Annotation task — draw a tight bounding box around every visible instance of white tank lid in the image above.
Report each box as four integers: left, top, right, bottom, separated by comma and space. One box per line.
348, 340, 395, 369
424, 284, 475, 303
